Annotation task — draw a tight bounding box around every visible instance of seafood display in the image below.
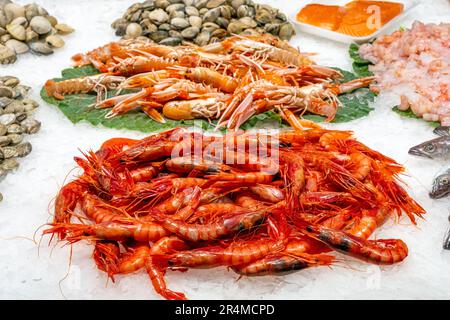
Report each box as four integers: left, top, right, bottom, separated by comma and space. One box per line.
0, 1, 74, 64
43, 35, 374, 131
296, 1, 404, 37
44, 126, 425, 299
359, 22, 450, 125
112, 0, 295, 46
0, 76, 40, 201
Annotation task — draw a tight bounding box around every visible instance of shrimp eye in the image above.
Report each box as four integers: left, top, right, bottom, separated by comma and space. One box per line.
425, 144, 436, 152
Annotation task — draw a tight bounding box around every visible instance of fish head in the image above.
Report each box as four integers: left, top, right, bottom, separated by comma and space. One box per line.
433, 126, 450, 137
408, 137, 448, 159
430, 173, 450, 199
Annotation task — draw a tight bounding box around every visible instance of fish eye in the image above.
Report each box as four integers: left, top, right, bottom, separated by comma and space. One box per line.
425, 144, 436, 152
441, 178, 449, 185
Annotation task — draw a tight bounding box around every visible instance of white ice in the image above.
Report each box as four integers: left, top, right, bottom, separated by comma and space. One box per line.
0, 0, 449, 300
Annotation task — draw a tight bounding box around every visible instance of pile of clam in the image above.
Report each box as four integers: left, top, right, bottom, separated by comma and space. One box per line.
0, 1, 74, 64
0, 76, 40, 202
112, 0, 295, 46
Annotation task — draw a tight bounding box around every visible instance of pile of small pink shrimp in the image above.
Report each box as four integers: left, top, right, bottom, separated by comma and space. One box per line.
359, 21, 450, 125
44, 126, 425, 300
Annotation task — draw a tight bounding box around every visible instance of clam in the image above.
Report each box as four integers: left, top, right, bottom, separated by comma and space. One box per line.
188, 15, 202, 29
239, 16, 257, 28
20, 118, 41, 134
0, 136, 10, 147
25, 28, 38, 42
30, 16, 52, 34
0, 9, 10, 28
170, 10, 185, 19
202, 7, 220, 22
194, 30, 210, 46
279, 23, 295, 40
227, 21, 248, 34
0, 124, 6, 136
255, 8, 273, 25
194, 0, 208, 9
6, 23, 25, 41
24, 3, 40, 21
44, 15, 58, 27
181, 26, 199, 39
5, 39, 28, 54
159, 37, 182, 46
206, 0, 225, 8
55, 23, 74, 35
231, 0, 245, 10
46, 35, 65, 48
7, 124, 23, 134
149, 30, 169, 42
126, 22, 143, 37
201, 22, 219, 33
1, 146, 16, 158
155, 0, 170, 9
10, 16, 27, 27
149, 8, 169, 25
29, 41, 53, 55
4, 3, 25, 21
158, 23, 171, 31
1, 158, 18, 171
166, 3, 185, 13
0, 97, 12, 108
170, 17, 189, 30
185, 6, 199, 16
216, 17, 229, 29
7, 133, 22, 145
15, 142, 32, 157
0, 87, 14, 99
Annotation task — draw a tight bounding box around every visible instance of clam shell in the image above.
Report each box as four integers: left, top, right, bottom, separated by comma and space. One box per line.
30, 16, 52, 34
5, 39, 28, 54
0, 44, 16, 64
15, 142, 31, 157
6, 23, 25, 41
181, 26, 199, 39
29, 41, 53, 55
0, 135, 10, 147
4, 3, 25, 21
55, 23, 74, 35
0, 113, 16, 126
21, 118, 40, 134
159, 36, 182, 46
45, 35, 64, 48
170, 17, 189, 30
0, 124, 6, 136
188, 15, 202, 29
1, 158, 18, 170
126, 23, 142, 37
1, 146, 17, 158
8, 134, 23, 145
185, 6, 199, 16
0, 86, 14, 98
149, 8, 169, 25
6, 123, 23, 134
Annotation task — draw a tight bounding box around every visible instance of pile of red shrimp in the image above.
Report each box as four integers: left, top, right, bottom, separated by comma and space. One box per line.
44, 127, 425, 300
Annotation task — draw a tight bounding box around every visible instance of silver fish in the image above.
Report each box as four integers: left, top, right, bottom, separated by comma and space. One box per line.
408, 136, 450, 159
433, 126, 450, 137
430, 169, 450, 199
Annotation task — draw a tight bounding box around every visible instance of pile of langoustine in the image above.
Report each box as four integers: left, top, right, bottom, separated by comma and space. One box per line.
44, 126, 425, 300
44, 34, 374, 130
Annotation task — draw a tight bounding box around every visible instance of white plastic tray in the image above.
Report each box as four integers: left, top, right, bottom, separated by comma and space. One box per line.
289, 0, 420, 44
